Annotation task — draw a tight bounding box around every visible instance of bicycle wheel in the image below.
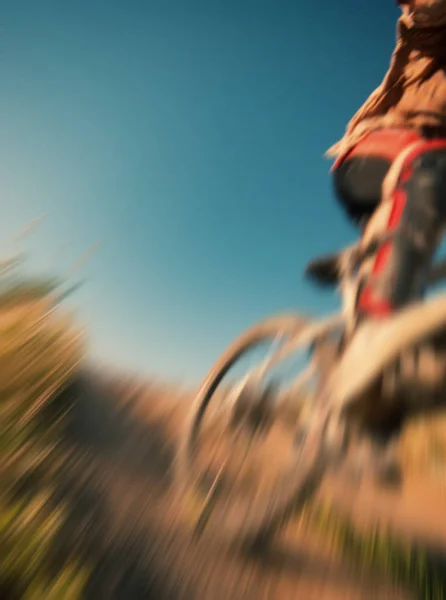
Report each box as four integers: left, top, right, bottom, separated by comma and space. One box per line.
176, 313, 331, 545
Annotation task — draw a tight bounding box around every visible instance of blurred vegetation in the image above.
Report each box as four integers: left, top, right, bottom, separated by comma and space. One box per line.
1, 231, 446, 599
0, 255, 88, 599
401, 412, 446, 485
292, 399, 446, 598
297, 497, 446, 600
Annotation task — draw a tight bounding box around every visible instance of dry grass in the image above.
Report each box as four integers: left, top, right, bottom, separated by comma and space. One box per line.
0, 270, 88, 599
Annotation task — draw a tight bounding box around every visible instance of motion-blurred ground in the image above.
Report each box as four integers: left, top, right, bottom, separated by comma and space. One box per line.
1, 275, 446, 599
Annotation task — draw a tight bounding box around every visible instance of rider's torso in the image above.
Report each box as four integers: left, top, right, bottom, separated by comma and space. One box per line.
327, 4, 446, 159
382, 65, 446, 131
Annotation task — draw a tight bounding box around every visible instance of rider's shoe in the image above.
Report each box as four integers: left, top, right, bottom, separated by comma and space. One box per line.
304, 252, 340, 287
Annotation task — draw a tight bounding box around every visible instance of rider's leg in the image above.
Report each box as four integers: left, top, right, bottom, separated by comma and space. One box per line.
329, 135, 446, 487
357, 139, 446, 317
348, 140, 446, 486
306, 129, 422, 286
332, 128, 422, 228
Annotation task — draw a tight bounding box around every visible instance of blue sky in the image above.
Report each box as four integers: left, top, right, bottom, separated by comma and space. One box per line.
0, 0, 401, 383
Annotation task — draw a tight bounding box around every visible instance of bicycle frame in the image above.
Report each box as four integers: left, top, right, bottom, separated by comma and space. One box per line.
244, 199, 446, 414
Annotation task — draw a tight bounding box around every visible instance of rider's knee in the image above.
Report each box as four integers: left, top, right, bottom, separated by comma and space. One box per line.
397, 145, 446, 219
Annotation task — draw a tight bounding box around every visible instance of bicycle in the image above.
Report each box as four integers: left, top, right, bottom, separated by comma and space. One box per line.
176, 199, 446, 546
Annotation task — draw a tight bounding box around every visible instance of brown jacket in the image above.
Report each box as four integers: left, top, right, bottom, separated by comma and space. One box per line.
327, 1, 446, 159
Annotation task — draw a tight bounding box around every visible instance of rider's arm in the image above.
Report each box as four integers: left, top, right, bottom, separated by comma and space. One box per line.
398, 0, 446, 27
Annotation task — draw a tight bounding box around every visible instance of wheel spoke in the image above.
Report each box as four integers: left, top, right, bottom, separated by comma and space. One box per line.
179, 313, 337, 541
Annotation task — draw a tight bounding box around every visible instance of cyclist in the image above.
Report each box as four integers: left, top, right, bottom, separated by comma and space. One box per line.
309, 1, 446, 320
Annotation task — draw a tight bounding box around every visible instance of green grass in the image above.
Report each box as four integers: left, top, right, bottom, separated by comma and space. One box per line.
299, 501, 446, 600
288, 405, 446, 599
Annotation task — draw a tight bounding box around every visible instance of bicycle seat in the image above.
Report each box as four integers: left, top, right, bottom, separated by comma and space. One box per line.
304, 252, 341, 287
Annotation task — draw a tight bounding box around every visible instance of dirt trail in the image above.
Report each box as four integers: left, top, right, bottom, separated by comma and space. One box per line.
51, 370, 415, 599
323, 473, 446, 551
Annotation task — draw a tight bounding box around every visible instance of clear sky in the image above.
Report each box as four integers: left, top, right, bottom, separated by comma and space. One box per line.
0, 0, 401, 383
